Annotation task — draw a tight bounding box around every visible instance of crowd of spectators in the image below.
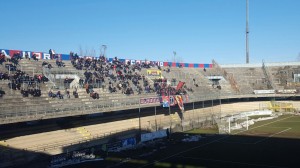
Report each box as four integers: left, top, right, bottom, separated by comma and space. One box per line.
56, 59, 65, 67
12, 70, 46, 96
42, 61, 53, 69
48, 90, 64, 99
69, 54, 191, 99
48, 88, 78, 99
20, 88, 41, 97
0, 88, 5, 97
1, 49, 190, 101
71, 55, 161, 97
1, 51, 22, 70
0, 52, 6, 65
1, 49, 76, 100
31, 54, 39, 61
0, 68, 47, 97
0, 72, 9, 80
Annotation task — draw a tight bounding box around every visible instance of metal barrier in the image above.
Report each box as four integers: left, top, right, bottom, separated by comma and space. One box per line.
1, 92, 296, 124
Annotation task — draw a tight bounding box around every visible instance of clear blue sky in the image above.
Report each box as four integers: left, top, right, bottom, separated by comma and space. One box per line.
1, 0, 299, 64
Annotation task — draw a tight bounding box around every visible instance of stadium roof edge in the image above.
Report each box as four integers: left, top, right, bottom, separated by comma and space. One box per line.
221, 61, 300, 68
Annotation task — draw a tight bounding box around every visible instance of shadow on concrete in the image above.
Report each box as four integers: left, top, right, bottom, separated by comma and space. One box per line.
2, 118, 300, 168
0, 145, 50, 168
61, 132, 300, 168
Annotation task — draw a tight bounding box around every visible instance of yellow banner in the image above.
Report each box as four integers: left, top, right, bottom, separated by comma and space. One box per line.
147, 70, 162, 78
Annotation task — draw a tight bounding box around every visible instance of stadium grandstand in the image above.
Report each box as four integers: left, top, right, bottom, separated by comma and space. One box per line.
1, 48, 300, 167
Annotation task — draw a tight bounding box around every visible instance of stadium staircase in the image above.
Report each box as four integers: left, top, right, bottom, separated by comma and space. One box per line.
212, 60, 240, 93
262, 61, 277, 90
195, 67, 236, 96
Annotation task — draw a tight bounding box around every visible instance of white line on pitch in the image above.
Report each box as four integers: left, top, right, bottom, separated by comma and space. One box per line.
138, 116, 294, 168
176, 156, 287, 168
233, 116, 294, 135
254, 127, 291, 144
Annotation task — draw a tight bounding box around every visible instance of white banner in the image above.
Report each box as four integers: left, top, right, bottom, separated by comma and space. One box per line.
276, 89, 297, 94
238, 110, 273, 118
141, 129, 167, 142
253, 90, 275, 94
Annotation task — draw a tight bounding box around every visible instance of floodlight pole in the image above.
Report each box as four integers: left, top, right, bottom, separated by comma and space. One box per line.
246, 0, 250, 63
173, 51, 176, 63
102, 45, 107, 58
100, 45, 107, 59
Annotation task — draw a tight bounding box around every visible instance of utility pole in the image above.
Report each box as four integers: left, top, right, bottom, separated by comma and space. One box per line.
246, 0, 250, 64
173, 51, 176, 63
100, 45, 107, 58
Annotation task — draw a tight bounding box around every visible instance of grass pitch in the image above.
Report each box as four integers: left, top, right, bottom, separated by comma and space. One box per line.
67, 115, 300, 168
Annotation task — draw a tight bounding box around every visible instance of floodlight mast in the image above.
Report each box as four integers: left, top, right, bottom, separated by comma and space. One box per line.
246, 0, 250, 64
173, 51, 176, 62
100, 45, 107, 58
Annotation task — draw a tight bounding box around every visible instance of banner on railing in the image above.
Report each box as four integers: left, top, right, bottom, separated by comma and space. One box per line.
162, 96, 169, 107
141, 129, 167, 142
161, 96, 176, 107
276, 89, 297, 94
146, 69, 162, 78
140, 97, 160, 105
122, 137, 136, 148
107, 141, 122, 152
161, 95, 189, 108
0, 49, 68, 60
55, 74, 78, 79
1, 48, 213, 68
253, 90, 275, 94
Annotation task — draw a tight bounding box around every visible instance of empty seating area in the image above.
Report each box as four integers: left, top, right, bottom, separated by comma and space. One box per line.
223, 67, 269, 94
268, 65, 300, 90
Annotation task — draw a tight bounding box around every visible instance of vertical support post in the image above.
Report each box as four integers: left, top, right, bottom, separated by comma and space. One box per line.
168, 87, 172, 135
246, 115, 249, 130
192, 101, 195, 127
219, 92, 222, 113
211, 98, 214, 113
139, 96, 141, 135
9, 66, 12, 94
155, 106, 157, 131
228, 116, 231, 134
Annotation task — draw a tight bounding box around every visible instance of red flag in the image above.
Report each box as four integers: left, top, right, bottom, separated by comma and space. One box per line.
176, 81, 185, 91
175, 95, 184, 112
